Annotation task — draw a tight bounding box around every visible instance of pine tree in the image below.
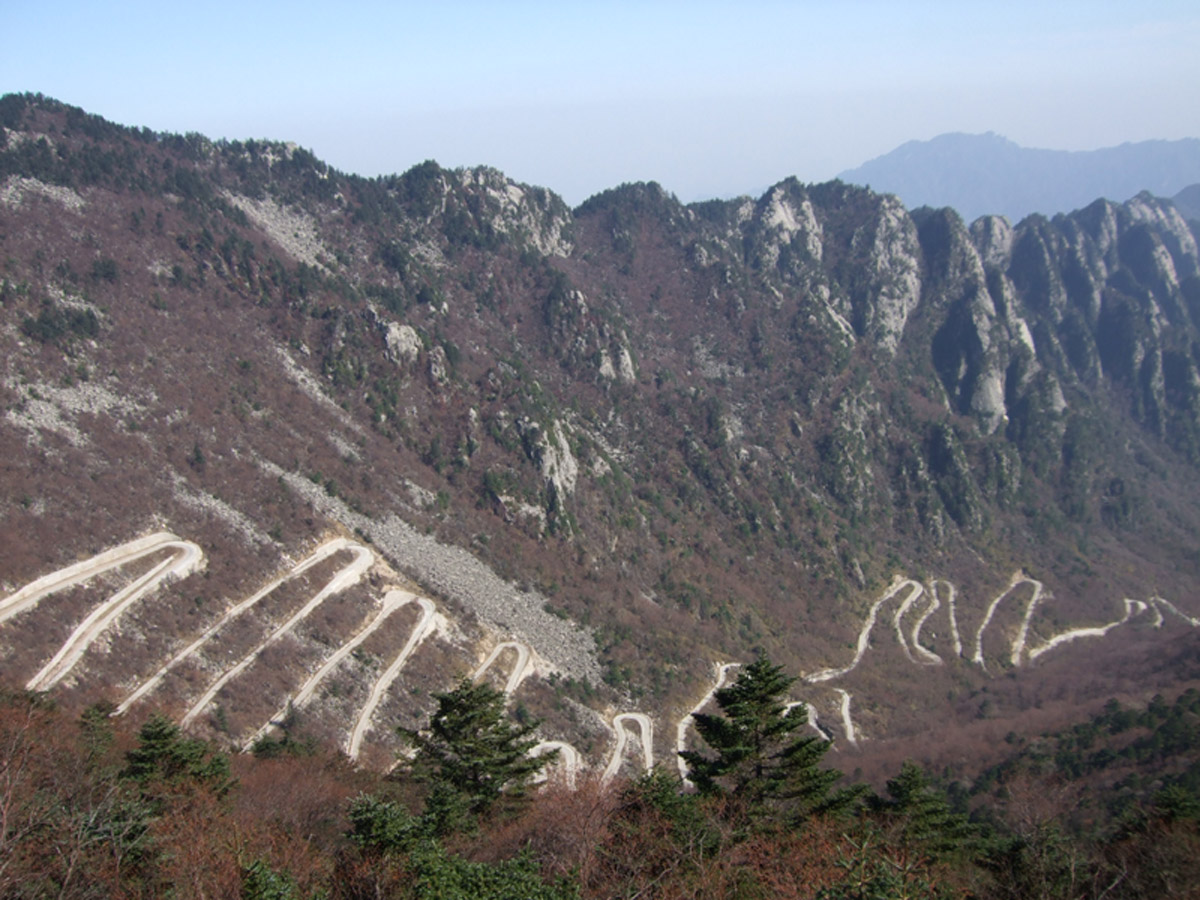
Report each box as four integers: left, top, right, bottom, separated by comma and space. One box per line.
122, 713, 230, 791
875, 760, 977, 860
399, 678, 553, 834
679, 656, 860, 821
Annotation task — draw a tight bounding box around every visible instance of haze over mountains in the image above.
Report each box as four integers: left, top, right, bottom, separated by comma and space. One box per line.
1, 93, 1199, 801
839, 132, 1200, 224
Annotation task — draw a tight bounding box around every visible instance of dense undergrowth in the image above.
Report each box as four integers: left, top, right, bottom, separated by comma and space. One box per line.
3, 663, 1198, 899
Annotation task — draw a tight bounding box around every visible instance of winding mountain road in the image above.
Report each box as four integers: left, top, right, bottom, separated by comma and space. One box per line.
117, 538, 370, 715
676, 662, 739, 784
835, 689, 858, 746
13, 535, 205, 692
531, 740, 581, 790
0, 532, 202, 626
908, 582, 944, 664
891, 580, 927, 664
345, 596, 437, 760
602, 713, 654, 783
472, 640, 534, 696
244, 588, 421, 750
180, 540, 373, 728
24, 540, 204, 696
1147, 597, 1200, 628
784, 700, 834, 743
924, 579, 962, 659
10, 530, 1200, 775
1026, 598, 1143, 662
806, 705, 832, 743
971, 573, 1043, 670
1028, 597, 1200, 661
804, 578, 924, 683
795, 570, 1198, 747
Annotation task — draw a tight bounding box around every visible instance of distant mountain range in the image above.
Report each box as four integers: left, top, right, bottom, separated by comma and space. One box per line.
4, 94, 1200, 789
838, 132, 1200, 223
1174, 183, 1200, 221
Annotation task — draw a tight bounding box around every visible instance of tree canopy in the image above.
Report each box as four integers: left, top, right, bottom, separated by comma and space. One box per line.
679, 656, 861, 821
399, 677, 553, 833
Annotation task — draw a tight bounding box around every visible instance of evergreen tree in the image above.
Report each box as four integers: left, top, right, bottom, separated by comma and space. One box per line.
679, 656, 861, 820
241, 859, 304, 900
347, 793, 422, 854
399, 677, 553, 834
123, 713, 230, 792
873, 760, 978, 860
78, 700, 117, 770
407, 844, 580, 900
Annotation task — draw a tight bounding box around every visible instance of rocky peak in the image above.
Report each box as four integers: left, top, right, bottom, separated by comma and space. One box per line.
6, 95, 1200, 767
969, 215, 1014, 269
456, 166, 574, 257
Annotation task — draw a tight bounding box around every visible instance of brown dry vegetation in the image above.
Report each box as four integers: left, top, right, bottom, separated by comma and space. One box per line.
3, 95, 1200, 807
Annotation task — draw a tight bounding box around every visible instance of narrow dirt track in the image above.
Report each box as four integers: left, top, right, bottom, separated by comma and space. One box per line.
1027, 597, 1200, 661
891, 580, 927, 664
472, 640, 534, 696
807, 705, 832, 743
804, 577, 923, 683
180, 541, 373, 728
244, 588, 421, 750
13, 536, 204, 692
783, 700, 833, 743
835, 688, 858, 746
676, 661, 739, 783
909, 582, 944, 665
0, 532, 201, 626
602, 713, 654, 784
11, 531, 1200, 771
346, 597, 437, 761
117, 538, 369, 716
971, 573, 1043, 670
532, 740, 581, 790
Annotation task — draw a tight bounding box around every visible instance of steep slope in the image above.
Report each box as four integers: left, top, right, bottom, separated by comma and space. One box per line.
2, 94, 1199, 774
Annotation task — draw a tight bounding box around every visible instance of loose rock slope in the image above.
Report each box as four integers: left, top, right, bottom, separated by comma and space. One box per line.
3, 94, 1200, 774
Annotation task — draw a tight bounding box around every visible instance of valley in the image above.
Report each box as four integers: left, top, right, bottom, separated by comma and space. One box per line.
2, 93, 1200, 798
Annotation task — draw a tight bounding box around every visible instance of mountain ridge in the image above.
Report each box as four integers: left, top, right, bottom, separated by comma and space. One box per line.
838, 131, 1200, 224
2, 93, 1199, 777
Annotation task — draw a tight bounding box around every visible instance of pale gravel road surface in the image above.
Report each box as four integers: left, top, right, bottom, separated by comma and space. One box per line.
27, 540, 203, 692
0, 532, 204, 691
117, 537, 365, 716
180, 541, 373, 728
602, 713, 654, 783
473, 640, 534, 696
531, 740, 581, 790
260, 460, 601, 685
346, 597, 437, 760
244, 588, 421, 750
1, 532, 201, 627
676, 662, 739, 784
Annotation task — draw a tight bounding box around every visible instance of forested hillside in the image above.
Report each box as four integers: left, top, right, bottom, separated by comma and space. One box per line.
3, 93, 1200, 896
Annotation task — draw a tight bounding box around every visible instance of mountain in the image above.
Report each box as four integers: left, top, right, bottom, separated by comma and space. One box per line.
2, 93, 1200, 784
1174, 183, 1200, 222
838, 132, 1200, 223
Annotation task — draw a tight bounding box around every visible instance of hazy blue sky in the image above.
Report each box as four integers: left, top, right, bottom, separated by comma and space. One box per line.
4, 1, 1198, 204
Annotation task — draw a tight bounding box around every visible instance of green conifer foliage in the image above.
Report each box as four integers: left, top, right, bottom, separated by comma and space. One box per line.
679, 656, 860, 821
876, 760, 977, 860
122, 713, 230, 791
399, 677, 553, 834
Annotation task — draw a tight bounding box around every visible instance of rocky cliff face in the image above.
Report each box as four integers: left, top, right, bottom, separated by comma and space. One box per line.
2, 94, 1199, 753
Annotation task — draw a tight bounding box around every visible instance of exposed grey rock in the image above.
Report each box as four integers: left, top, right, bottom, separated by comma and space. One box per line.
259, 459, 601, 684
384, 322, 421, 366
